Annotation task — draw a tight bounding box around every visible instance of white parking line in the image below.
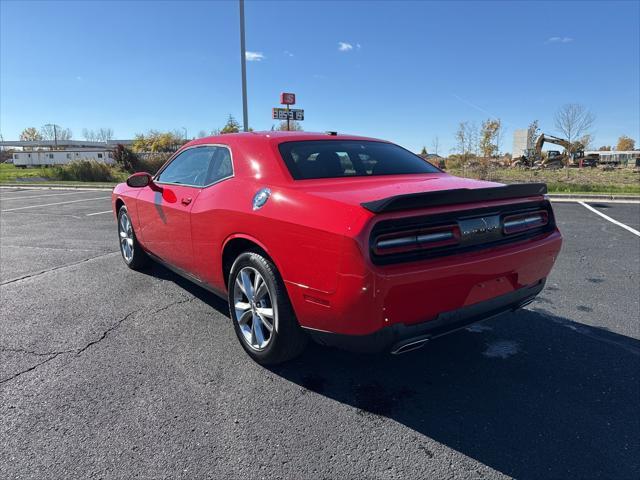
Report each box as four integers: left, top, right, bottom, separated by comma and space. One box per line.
579, 201, 640, 237
86, 210, 113, 216
0, 197, 110, 212
1, 191, 86, 201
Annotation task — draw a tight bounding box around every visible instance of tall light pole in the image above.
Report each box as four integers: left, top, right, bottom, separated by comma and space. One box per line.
181, 127, 188, 140
239, 0, 249, 132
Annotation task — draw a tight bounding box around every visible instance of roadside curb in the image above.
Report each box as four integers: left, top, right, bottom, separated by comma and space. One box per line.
547, 193, 640, 203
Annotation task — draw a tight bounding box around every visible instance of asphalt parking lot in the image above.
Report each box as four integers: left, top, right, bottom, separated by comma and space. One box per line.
1, 187, 638, 479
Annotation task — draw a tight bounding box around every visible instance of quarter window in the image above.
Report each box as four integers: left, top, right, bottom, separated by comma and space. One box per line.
156, 146, 232, 187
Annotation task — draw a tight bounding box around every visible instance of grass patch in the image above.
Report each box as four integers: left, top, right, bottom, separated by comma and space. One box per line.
0, 163, 53, 182
446, 166, 640, 195
43, 160, 128, 183
0, 162, 127, 184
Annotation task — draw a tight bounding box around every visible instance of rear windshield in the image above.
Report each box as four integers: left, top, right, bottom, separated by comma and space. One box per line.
278, 140, 440, 180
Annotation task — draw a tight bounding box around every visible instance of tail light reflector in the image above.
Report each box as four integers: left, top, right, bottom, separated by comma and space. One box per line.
503, 210, 548, 235
374, 225, 460, 255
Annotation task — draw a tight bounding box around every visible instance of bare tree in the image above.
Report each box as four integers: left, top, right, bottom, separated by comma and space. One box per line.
455, 122, 469, 160
41, 124, 72, 141
431, 136, 440, 156
554, 104, 595, 147
495, 123, 505, 155
82, 128, 97, 141
96, 128, 113, 143
526, 120, 540, 151
455, 122, 478, 163
468, 122, 480, 157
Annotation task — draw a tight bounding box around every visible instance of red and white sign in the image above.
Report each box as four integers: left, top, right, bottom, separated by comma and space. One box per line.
280, 92, 296, 105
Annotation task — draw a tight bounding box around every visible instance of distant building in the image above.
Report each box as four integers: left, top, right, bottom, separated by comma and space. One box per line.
512, 129, 528, 159
0, 139, 133, 151
12, 149, 114, 167
0, 139, 134, 167
583, 150, 640, 167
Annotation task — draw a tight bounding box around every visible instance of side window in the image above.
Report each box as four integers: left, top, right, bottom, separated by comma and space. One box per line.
156, 146, 217, 186
204, 146, 233, 185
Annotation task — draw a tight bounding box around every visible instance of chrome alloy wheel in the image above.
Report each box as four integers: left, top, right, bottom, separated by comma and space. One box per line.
118, 211, 134, 263
233, 267, 275, 351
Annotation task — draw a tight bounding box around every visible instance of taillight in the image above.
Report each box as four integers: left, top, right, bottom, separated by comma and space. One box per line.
503, 210, 548, 235
374, 225, 460, 255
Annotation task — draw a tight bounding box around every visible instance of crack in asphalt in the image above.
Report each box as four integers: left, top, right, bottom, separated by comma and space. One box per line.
0, 251, 119, 286
0, 295, 197, 385
2, 245, 96, 252
0, 354, 62, 385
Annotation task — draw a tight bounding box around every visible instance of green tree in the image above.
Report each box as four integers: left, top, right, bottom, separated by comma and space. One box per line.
19, 127, 42, 141
479, 118, 502, 158
131, 130, 185, 153
616, 135, 635, 151
420, 146, 428, 155
220, 115, 241, 134
575, 134, 593, 151
275, 121, 303, 131
455, 122, 478, 164
598, 145, 611, 151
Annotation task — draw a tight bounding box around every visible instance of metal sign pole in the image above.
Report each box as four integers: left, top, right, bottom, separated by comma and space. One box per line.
286, 105, 290, 131
239, 0, 249, 132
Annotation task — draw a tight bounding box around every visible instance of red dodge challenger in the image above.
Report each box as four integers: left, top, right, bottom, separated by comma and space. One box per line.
112, 132, 562, 364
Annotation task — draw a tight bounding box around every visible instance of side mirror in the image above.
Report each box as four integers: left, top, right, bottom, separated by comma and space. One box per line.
126, 172, 155, 189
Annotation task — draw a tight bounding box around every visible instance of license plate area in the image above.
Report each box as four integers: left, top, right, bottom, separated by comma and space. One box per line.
458, 214, 502, 246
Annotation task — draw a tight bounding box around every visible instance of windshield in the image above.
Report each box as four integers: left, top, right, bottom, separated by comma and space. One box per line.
278, 140, 440, 180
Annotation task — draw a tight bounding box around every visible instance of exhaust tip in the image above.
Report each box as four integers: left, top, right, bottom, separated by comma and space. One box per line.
391, 337, 429, 355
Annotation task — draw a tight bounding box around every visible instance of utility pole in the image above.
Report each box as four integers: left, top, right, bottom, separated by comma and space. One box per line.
239, 0, 249, 132
45, 124, 58, 149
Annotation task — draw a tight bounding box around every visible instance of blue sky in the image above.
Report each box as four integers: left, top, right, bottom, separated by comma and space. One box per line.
1, 0, 638, 154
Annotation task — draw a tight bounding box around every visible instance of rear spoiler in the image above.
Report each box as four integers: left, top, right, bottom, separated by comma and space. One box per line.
360, 183, 548, 213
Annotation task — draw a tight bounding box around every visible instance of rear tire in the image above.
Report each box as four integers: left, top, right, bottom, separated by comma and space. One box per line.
117, 205, 150, 270
228, 252, 307, 365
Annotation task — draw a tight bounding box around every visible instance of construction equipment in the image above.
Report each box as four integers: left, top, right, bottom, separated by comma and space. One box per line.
511, 133, 595, 168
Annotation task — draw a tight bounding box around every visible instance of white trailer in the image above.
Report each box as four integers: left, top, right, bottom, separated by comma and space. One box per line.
13, 149, 114, 167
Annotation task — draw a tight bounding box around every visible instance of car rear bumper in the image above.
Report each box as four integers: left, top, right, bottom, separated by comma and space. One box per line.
305, 278, 545, 353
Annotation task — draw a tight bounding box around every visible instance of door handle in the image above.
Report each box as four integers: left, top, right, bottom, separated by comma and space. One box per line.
181, 197, 192, 206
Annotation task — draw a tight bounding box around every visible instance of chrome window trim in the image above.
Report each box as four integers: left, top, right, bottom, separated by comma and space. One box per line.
153, 143, 235, 189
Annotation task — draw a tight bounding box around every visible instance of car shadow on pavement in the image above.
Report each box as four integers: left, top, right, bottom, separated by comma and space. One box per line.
269, 309, 640, 479
146, 264, 640, 479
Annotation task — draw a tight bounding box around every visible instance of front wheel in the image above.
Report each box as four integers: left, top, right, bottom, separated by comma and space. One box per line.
228, 252, 307, 365
117, 205, 149, 270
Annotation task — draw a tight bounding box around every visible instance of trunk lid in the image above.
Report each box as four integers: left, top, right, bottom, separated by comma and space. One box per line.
296, 173, 502, 209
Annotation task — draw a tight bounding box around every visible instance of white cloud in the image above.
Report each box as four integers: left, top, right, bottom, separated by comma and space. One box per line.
76, 75, 84, 81
245, 51, 265, 61
356, 43, 362, 50
338, 42, 353, 52
546, 36, 574, 44
284, 50, 294, 57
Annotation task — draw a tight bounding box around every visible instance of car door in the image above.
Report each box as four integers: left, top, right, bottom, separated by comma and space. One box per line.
135, 145, 217, 274
188, 145, 235, 285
